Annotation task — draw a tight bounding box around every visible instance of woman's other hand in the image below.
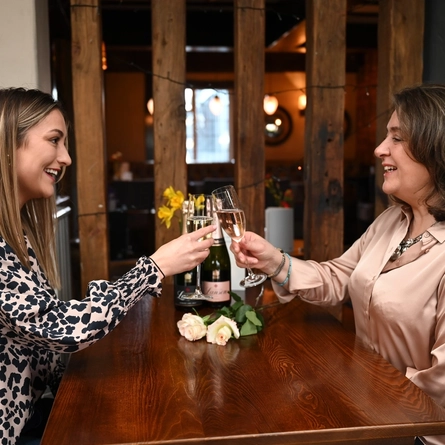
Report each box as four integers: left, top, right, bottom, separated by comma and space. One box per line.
230, 231, 283, 276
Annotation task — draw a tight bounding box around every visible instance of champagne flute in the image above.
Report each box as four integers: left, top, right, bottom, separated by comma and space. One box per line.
181, 194, 214, 301
212, 185, 267, 288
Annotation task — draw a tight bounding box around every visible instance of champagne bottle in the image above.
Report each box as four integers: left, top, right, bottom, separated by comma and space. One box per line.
174, 200, 202, 310
201, 204, 231, 308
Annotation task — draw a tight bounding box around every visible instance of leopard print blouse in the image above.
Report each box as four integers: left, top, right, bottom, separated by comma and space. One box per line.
0, 236, 163, 444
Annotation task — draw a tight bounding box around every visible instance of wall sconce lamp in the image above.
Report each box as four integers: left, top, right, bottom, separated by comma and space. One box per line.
209, 95, 222, 116
297, 94, 307, 116
263, 94, 279, 115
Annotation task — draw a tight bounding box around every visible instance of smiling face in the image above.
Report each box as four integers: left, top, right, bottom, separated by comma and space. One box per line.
16, 109, 71, 207
374, 111, 433, 207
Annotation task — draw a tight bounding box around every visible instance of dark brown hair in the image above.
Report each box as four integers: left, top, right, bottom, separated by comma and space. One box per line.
391, 84, 445, 220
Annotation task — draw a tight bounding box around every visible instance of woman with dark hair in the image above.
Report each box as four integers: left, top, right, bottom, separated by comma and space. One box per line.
0, 87, 215, 445
231, 84, 445, 445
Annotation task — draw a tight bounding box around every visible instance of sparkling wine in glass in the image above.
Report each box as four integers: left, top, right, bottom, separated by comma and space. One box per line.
212, 185, 267, 288
181, 194, 214, 301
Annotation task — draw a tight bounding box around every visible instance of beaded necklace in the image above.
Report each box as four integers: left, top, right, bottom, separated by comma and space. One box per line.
389, 220, 438, 262
389, 233, 423, 261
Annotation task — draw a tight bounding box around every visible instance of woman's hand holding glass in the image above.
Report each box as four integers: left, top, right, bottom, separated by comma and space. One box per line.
150, 224, 214, 277
212, 185, 267, 288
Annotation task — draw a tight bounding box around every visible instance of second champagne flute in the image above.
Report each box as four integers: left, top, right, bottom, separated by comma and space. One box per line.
212, 185, 267, 288
181, 194, 214, 301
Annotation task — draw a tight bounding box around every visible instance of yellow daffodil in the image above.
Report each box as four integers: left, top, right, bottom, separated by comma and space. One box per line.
163, 186, 176, 201
193, 194, 205, 211
169, 190, 185, 210
158, 187, 185, 229
163, 186, 184, 208
157, 205, 175, 229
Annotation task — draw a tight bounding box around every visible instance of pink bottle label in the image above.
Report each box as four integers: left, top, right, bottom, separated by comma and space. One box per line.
202, 281, 230, 302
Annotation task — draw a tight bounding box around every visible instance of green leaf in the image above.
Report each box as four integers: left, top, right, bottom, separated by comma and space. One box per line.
245, 310, 262, 327
235, 304, 253, 323
201, 314, 212, 323
256, 312, 265, 331
230, 301, 243, 313
240, 319, 258, 336
217, 307, 232, 318
202, 313, 221, 326
230, 291, 242, 303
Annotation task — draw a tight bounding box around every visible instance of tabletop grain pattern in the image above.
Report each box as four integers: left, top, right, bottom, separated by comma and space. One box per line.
42, 285, 445, 445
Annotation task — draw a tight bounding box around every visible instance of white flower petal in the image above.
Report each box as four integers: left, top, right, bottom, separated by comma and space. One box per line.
177, 313, 207, 341
206, 315, 240, 345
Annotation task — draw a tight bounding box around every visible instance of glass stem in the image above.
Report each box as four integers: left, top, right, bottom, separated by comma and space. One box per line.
246, 267, 255, 277
196, 264, 202, 292
236, 238, 251, 275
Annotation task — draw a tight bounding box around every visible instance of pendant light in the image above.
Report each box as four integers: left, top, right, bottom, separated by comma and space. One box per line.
297, 93, 307, 116
209, 95, 222, 116
263, 74, 278, 115
147, 98, 154, 115
263, 94, 279, 115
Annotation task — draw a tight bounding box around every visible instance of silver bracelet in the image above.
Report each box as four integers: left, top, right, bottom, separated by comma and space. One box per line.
276, 254, 292, 287
267, 248, 285, 278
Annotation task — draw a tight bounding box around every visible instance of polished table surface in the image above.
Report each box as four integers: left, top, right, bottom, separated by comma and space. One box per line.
42, 284, 445, 445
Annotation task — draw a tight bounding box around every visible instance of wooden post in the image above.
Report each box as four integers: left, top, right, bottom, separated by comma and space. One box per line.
374, 0, 425, 216
71, 0, 109, 293
304, 0, 346, 262
152, 0, 187, 263
234, 0, 265, 237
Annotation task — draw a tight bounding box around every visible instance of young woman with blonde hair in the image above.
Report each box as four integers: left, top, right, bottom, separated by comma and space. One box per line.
0, 87, 215, 445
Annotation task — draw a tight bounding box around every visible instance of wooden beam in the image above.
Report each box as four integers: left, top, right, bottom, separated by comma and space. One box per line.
152, 0, 187, 263
71, 0, 109, 293
234, 0, 265, 237
374, 0, 425, 216
304, 0, 346, 261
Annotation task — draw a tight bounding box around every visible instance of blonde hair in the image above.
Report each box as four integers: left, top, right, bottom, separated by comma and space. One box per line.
0, 88, 69, 289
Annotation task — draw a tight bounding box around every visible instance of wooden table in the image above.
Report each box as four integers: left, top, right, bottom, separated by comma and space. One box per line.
42, 285, 445, 445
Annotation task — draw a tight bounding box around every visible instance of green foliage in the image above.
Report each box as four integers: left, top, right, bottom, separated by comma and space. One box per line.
194, 291, 265, 337
216, 291, 264, 337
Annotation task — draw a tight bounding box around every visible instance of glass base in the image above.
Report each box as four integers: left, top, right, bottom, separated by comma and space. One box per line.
175, 297, 203, 308
179, 290, 213, 301
240, 273, 267, 288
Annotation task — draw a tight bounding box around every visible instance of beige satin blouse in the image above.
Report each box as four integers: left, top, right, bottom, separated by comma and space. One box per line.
274, 205, 445, 445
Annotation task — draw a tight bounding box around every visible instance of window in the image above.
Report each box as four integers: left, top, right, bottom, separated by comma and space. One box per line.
185, 88, 232, 164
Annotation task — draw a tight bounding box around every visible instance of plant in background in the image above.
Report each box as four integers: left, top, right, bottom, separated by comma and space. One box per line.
157, 186, 185, 228
177, 292, 264, 346
265, 175, 293, 208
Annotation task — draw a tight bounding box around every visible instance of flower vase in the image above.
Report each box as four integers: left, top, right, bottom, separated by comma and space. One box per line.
265, 207, 294, 253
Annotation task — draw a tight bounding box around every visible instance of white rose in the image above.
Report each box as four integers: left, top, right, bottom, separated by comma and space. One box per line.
206, 315, 240, 346
177, 313, 207, 341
